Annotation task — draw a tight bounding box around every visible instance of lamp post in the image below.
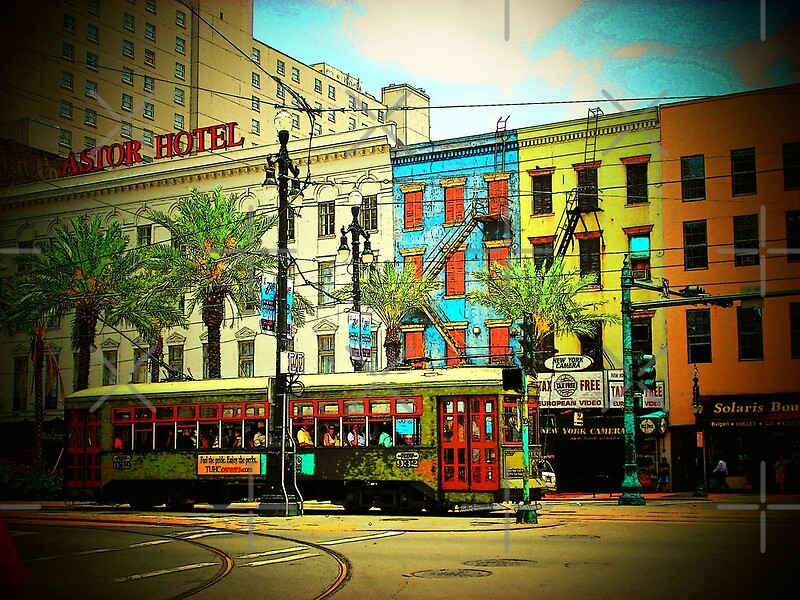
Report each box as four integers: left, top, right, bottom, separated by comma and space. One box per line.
337, 192, 374, 371
691, 364, 707, 497
262, 110, 300, 513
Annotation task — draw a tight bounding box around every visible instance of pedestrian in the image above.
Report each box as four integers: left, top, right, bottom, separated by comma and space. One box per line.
712, 458, 731, 491
775, 456, 786, 494
656, 457, 670, 492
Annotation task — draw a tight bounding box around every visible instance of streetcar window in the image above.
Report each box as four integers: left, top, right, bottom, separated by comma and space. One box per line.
293, 402, 313, 416
113, 408, 132, 422
319, 421, 341, 446
134, 424, 154, 450
370, 419, 392, 446
485, 415, 494, 442
113, 426, 131, 450
177, 406, 196, 419
502, 405, 520, 443
396, 400, 416, 414
199, 405, 218, 419
343, 419, 366, 446
319, 401, 339, 414
156, 406, 174, 420
199, 423, 219, 448
156, 423, 175, 449
246, 403, 267, 417
344, 400, 364, 414
177, 424, 197, 449
369, 399, 391, 414
134, 407, 154, 421
244, 420, 266, 447
396, 418, 420, 445
221, 422, 242, 447
222, 405, 242, 418
444, 400, 454, 414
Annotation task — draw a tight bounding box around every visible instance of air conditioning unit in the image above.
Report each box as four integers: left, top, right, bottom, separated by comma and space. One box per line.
632, 268, 649, 280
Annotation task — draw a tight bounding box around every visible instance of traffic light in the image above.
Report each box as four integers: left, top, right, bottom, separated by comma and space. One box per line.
517, 313, 535, 374
634, 353, 657, 390
502, 367, 524, 393
681, 285, 706, 296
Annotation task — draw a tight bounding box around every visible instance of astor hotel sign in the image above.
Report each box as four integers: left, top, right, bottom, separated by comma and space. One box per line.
60, 122, 245, 177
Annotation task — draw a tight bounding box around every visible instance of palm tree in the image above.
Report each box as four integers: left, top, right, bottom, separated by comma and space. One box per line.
341, 262, 441, 369
466, 258, 619, 365
146, 187, 311, 379
12, 216, 143, 392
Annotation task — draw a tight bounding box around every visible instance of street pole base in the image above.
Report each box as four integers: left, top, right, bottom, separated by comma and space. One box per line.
618, 492, 646, 506
693, 482, 708, 498
516, 504, 538, 524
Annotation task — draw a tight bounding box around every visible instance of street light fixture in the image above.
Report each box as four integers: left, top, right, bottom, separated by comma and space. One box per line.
691, 364, 707, 497
337, 189, 375, 371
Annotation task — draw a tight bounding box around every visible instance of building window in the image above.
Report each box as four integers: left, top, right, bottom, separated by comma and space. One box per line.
787, 210, 800, 263
145, 22, 156, 41
84, 136, 95, 149
174, 113, 184, 129
85, 80, 97, 98
404, 189, 423, 228
292, 67, 300, 82
784, 142, 800, 190
276, 82, 284, 99
59, 129, 72, 148
123, 13, 135, 31
629, 233, 651, 280
102, 349, 118, 386
251, 95, 260, 111
579, 326, 603, 371
348, 95, 356, 109
137, 225, 152, 247
176, 36, 186, 54
122, 66, 133, 85
631, 316, 653, 355
328, 110, 335, 123
87, 24, 99, 42
361, 195, 378, 231
251, 47, 260, 63
348, 117, 356, 131
143, 102, 154, 119
318, 201, 335, 237
313, 123, 322, 136
626, 162, 648, 204
86, 51, 98, 70
445, 251, 465, 296
123, 39, 134, 58
681, 154, 705, 201
251, 119, 260, 135
683, 220, 708, 270
63, 13, 75, 32
175, 62, 185, 79
168, 345, 184, 376
579, 237, 601, 282
238, 341, 254, 377
13, 356, 28, 411
318, 261, 334, 306
61, 71, 73, 90
252, 72, 260, 88
121, 122, 132, 138
733, 214, 759, 266
143, 75, 154, 92
532, 173, 553, 214
314, 78, 322, 94
444, 185, 464, 224
791, 304, 800, 359
174, 87, 184, 105
361, 101, 368, 116
731, 147, 756, 195
143, 129, 153, 146
60, 100, 73, 119
404, 254, 423, 280
62, 42, 74, 61
576, 167, 598, 211
737, 307, 763, 361
88, 0, 98, 15
276, 59, 285, 75
176, 9, 186, 27
687, 309, 712, 363
84, 108, 96, 126
328, 84, 335, 100
378, 110, 384, 123
146, 0, 156, 14
318, 335, 335, 374
121, 93, 132, 111
532, 240, 554, 271
144, 49, 155, 67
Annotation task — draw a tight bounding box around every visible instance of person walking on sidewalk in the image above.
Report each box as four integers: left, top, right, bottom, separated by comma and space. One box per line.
656, 457, 670, 492
712, 458, 731, 491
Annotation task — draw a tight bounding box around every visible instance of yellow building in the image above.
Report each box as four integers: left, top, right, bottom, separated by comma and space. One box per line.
516, 107, 667, 490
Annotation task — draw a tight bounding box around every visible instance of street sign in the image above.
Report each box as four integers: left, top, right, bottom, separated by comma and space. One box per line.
544, 354, 593, 371
280, 351, 305, 374
639, 418, 656, 435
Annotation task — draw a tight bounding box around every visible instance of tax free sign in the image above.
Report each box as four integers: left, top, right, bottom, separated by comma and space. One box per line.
606, 370, 665, 409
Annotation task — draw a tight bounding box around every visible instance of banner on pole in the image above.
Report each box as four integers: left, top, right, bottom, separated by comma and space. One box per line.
348, 311, 372, 364
260, 274, 294, 338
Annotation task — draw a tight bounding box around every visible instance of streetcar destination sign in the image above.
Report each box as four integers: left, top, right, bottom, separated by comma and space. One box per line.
544, 354, 593, 371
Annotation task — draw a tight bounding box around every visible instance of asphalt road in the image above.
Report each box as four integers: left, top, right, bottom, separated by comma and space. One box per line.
3, 496, 798, 599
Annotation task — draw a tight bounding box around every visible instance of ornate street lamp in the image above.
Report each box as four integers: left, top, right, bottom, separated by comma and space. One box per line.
691, 364, 707, 497
337, 189, 374, 371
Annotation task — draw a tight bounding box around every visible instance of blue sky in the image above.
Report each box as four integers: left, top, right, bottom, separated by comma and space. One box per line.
253, 0, 800, 141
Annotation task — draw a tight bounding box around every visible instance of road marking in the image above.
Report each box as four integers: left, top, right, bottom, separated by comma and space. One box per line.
238, 545, 308, 559
28, 540, 173, 562
180, 531, 230, 540
319, 531, 403, 546
9, 531, 40, 537
240, 552, 319, 567
113, 562, 218, 582
128, 540, 172, 548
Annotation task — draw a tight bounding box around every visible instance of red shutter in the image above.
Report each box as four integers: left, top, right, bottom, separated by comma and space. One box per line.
446, 251, 465, 296
405, 255, 423, 280
489, 327, 509, 364
445, 186, 464, 224
488, 179, 508, 217
404, 190, 422, 228
488, 246, 508, 268
446, 329, 466, 366
405, 331, 424, 363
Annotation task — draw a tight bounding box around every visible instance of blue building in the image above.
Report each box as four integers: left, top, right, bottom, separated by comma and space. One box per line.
391, 130, 521, 367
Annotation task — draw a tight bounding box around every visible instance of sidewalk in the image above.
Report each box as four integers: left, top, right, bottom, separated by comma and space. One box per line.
543, 490, 800, 502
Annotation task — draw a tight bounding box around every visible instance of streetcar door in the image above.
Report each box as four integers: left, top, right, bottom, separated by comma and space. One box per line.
66, 410, 100, 489
441, 396, 498, 491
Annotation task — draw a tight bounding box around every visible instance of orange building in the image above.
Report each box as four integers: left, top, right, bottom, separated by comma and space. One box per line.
660, 85, 800, 492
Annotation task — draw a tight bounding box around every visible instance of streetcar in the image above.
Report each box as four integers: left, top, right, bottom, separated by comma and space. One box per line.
64, 367, 552, 512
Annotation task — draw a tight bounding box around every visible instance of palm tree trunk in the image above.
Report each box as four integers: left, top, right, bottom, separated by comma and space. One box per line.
30, 329, 45, 472
384, 327, 401, 370
203, 289, 225, 379
149, 335, 163, 383
74, 306, 99, 391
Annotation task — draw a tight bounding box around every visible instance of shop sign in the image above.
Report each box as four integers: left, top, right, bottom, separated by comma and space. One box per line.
544, 354, 593, 371
197, 453, 263, 475
60, 121, 245, 177
538, 371, 603, 408
606, 370, 665, 409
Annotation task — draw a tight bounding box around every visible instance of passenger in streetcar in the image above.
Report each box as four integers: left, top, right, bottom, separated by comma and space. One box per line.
297, 424, 314, 447
323, 425, 340, 447
347, 424, 365, 446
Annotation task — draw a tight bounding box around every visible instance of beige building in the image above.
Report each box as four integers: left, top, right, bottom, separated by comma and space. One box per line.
0, 0, 428, 165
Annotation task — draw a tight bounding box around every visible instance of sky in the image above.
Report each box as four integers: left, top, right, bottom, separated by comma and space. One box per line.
253, 0, 800, 141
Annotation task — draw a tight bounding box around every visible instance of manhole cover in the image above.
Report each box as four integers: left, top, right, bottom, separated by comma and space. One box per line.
463, 559, 535, 567
405, 569, 492, 579
544, 534, 600, 539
